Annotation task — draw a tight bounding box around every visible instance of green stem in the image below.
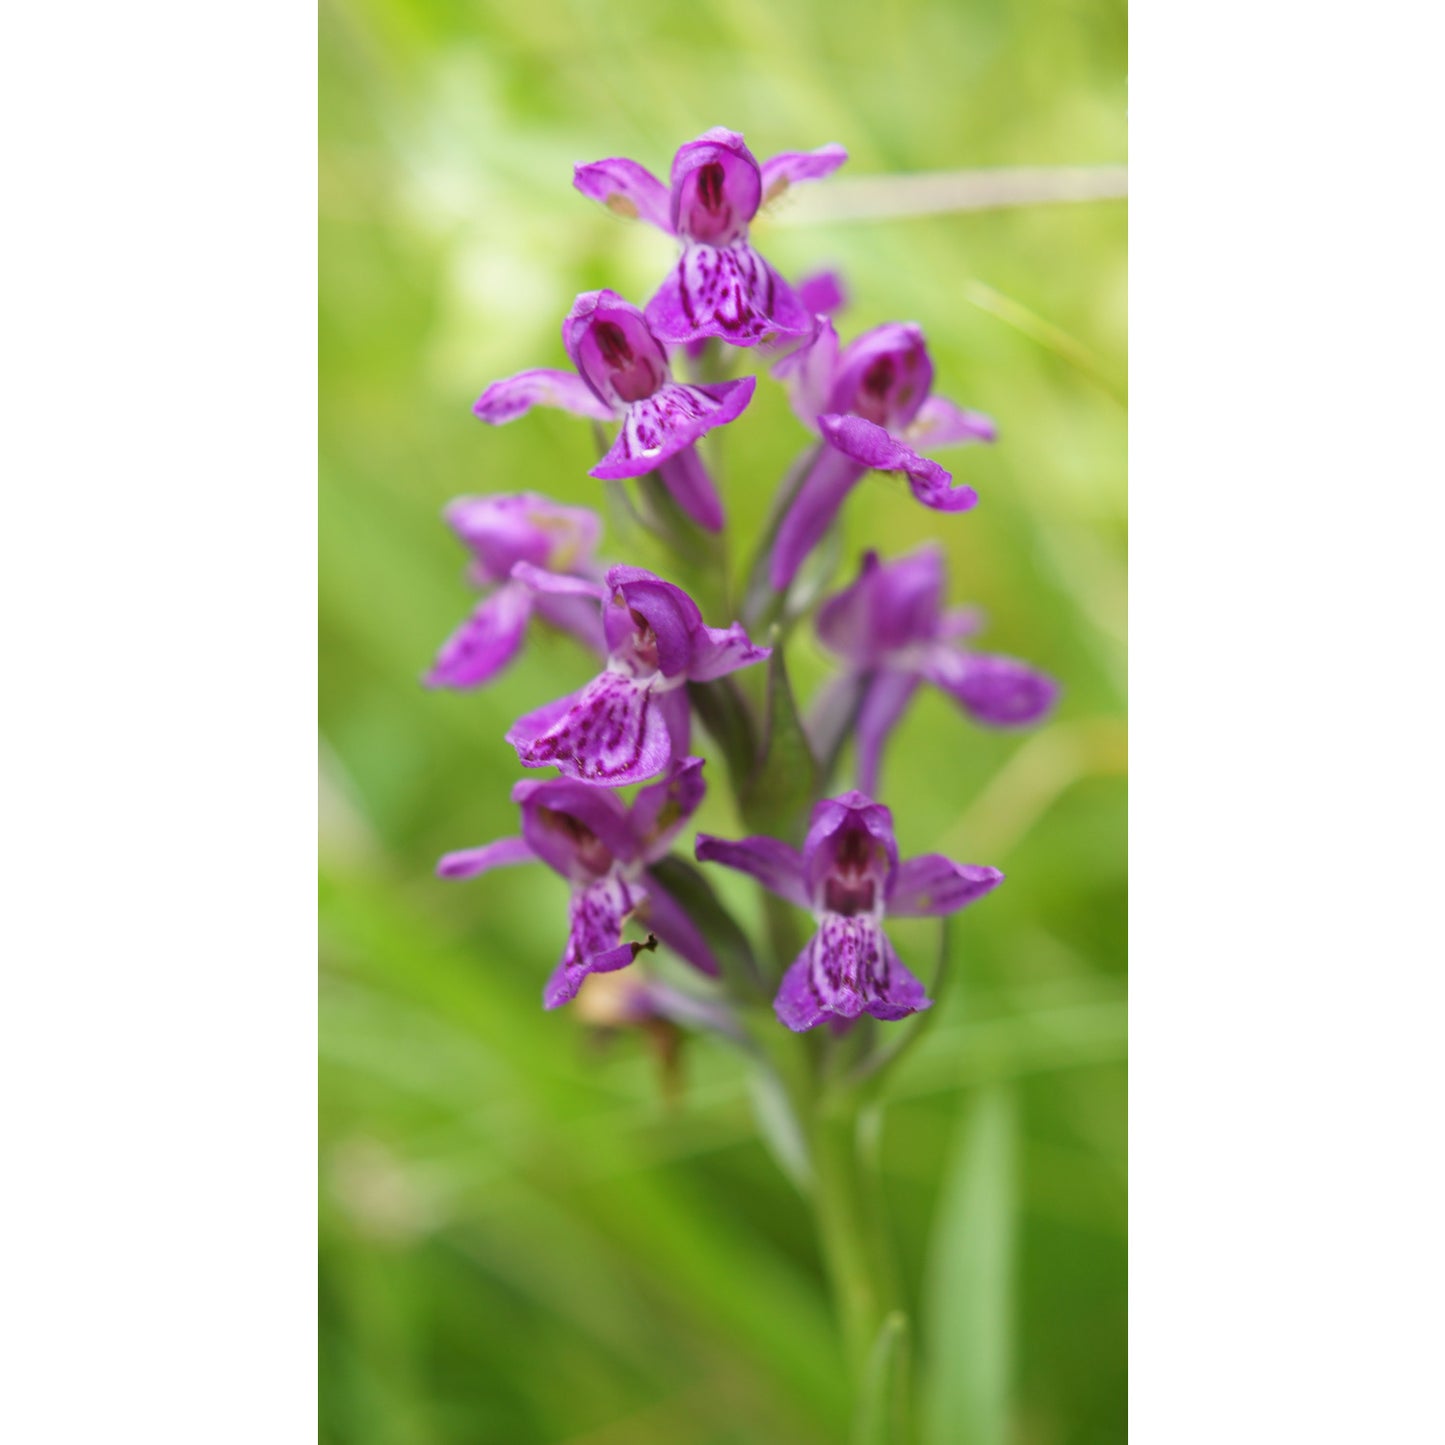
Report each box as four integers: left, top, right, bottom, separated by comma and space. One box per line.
810, 1093, 897, 1387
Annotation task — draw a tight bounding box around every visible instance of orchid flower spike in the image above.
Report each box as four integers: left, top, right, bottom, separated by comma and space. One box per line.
697, 792, 1003, 1031
815, 545, 1059, 793
506, 564, 770, 787
438, 759, 719, 1008
474, 291, 755, 532
424, 493, 606, 690
574, 128, 847, 347
768, 320, 996, 588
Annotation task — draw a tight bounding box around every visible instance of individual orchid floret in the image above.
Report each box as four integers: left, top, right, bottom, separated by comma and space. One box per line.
424, 493, 606, 690
506, 564, 770, 786
768, 320, 997, 588
438, 759, 719, 1008
474, 291, 754, 532
814, 545, 1060, 794
696, 792, 1003, 1032
574, 128, 847, 347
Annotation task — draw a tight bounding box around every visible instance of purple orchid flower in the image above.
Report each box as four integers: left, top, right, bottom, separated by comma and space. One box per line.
505, 564, 770, 787
438, 758, 719, 1008
474, 291, 755, 532
424, 493, 606, 689
768, 320, 997, 588
696, 792, 1003, 1031
574, 128, 847, 347
813, 545, 1060, 794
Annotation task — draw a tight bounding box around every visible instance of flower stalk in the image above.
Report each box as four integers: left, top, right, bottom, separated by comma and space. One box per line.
423, 125, 1062, 1437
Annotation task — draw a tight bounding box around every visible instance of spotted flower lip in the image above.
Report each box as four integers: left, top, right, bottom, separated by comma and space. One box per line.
574, 128, 847, 347
814, 545, 1059, 793
424, 493, 606, 690
505, 564, 770, 787
437, 758, 719, 1008
473, 291, 752, 532
696, 791, 1003, 1031
768, 319, 997, 588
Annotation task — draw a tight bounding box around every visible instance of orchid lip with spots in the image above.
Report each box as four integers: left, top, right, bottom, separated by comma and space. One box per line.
574, 128, 847, 347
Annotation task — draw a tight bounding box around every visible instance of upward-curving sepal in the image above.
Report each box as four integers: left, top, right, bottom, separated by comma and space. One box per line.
572, 157, 674, 232
473, 368, 615, 424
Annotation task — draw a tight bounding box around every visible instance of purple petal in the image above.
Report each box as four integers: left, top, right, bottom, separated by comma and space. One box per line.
802, 793, 899, 905
687, 621, 771, 682
572, 158, 673, 232
646, 244, 813, 347
510, 561, 609, 603
505, 688, 584, 747
774, 916, 930, 1032
694, 834, 808, 908
905, 395, 998, 447
774, 942, 830, 1032
796, 269, 848, 318
669, 129, 762, 243
772, 317, 840, 431
563, 291, 673, 409
888, 855, 1004, 918
640, 874, 720, 978
926, 650, 1061, 728
656, 445, 725, 532
658, 686, 693, 767
444, 493, 601, 583
592, 377, 756, 480
769, 442, 865, 590
543, 875, 650, 1009
630, 757, 708, 863
508, 670, 675, 786
532, 590, 608, 656
938, 605, 986, 641
512, 777, 636, 880
473, 368, 615, 425
605, 567, 703, 677
817, 414, 979, 513
424, 580, 533, 690
863, 935, 933, 1021
855, 668, 923, 797
436, 836, 535, 880
760, 144, 848, 203
902, 459, 981, 514
826, 323, 934, 429
816, 546, 946, 667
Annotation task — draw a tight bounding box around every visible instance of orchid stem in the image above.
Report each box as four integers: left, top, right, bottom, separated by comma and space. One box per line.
810, 1088, 903, 1424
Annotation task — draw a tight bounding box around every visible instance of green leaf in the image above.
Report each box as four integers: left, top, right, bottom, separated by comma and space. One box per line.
746, 1065, 814, 1195
921, 1085, 1017, 1445
687, 676, 759, 798
647, 854, 763, 998
852, 1311, 910, 1445
740, 631, 820, 845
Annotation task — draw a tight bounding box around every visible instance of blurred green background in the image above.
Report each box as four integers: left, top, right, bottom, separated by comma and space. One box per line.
320, 1, 1125, 1441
